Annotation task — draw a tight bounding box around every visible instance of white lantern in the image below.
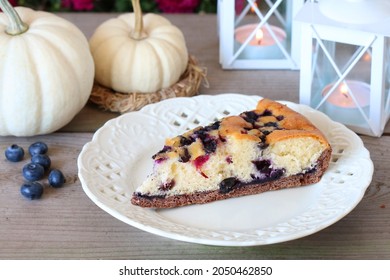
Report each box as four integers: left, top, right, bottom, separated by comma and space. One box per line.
218, 0, 305, 69
296, 1, 390, 137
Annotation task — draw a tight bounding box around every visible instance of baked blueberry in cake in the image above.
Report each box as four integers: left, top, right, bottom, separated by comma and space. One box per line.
131, 98, 332, 208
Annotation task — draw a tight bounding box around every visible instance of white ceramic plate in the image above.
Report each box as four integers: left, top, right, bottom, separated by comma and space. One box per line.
78, 94, 373, 246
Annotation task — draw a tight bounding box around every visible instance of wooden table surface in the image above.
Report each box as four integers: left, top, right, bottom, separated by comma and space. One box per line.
1, 13, 389, 260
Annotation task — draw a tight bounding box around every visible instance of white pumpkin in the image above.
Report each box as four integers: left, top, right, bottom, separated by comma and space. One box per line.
0, 3, 94, 136
89, 0, 188, 93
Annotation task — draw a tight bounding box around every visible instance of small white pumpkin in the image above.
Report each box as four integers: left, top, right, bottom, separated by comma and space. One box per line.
89, 0, 188, 93
0, 2, 94, 136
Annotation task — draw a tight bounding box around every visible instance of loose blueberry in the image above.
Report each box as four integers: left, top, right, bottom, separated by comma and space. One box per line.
48, 169, 65, 188
28, 141, 48, 156
5, 144, 25, 162
31, 154, 51, 171
22, 163, 45, 181
20, 182, 44, 200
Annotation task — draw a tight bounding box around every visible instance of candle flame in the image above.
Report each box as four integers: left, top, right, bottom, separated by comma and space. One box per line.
250, 2, 258, 13
256, 28, 263, 45
363, 52, 371, 62
340, 83, 350, 99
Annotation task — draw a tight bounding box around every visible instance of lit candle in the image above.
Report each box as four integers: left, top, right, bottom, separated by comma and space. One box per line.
322, 80, 370, 125
234, 23, 286, 59
255, 28, 263, 45
250, 2, 258, 14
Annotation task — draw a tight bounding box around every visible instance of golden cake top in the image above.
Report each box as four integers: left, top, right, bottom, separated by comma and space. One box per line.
256, 98, 330, 146
152, 98, 330, 163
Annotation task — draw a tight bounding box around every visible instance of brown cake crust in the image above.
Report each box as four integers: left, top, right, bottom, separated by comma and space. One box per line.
131, 147, 332, 208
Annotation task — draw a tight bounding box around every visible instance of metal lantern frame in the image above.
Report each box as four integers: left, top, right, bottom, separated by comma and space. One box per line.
218, 0, 305, 69
296, 2, 390, 137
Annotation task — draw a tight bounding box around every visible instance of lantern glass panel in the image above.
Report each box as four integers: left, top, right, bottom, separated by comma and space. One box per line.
310, 39, 373, 127
233, 0, 291, 61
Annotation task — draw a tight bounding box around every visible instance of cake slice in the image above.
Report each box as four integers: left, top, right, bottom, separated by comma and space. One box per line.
131, 98, 332, 208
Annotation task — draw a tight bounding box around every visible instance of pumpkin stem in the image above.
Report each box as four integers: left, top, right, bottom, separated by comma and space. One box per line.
131, 0, 144, 40
0, 0, 29, 35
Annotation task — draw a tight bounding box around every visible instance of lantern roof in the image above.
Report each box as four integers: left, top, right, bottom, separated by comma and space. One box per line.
295, 2, 390, 37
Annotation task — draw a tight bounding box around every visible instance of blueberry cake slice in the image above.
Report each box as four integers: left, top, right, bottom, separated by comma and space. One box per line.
131, 98, 332, 208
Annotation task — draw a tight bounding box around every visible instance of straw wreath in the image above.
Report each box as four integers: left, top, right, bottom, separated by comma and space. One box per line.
89, 55, 207, 114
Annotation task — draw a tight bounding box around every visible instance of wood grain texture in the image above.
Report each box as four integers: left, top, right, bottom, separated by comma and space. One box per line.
0, 14, 389, 260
